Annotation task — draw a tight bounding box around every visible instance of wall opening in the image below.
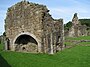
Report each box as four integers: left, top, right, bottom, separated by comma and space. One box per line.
14, 34, 38, 52
7, 39, 10, 50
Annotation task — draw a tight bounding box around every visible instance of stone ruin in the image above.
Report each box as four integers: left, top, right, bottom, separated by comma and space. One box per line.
4, 1, 64, 54
65, 13, 90, 37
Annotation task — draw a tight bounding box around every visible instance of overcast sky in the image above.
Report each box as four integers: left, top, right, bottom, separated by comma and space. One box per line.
0, 0, 90, 35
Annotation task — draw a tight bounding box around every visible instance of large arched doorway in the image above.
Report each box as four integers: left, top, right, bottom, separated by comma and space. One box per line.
14, 34, 38, 53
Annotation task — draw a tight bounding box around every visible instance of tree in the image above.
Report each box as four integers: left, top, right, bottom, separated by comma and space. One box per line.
64, 21, 72, 30
79, 19, 90, 27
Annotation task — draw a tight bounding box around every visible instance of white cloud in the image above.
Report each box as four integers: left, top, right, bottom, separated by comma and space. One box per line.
48, 0, 90, 23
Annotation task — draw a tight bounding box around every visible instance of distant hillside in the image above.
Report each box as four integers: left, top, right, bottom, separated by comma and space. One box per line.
79, 19, 90, 27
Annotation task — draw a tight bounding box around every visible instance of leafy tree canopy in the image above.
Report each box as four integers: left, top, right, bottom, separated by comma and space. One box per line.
64, 21, 72, 30
79, 19, 90, 27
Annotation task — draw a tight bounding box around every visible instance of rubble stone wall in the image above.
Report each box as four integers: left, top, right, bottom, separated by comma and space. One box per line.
65, 13, 90, 37
5, 1, 64, 54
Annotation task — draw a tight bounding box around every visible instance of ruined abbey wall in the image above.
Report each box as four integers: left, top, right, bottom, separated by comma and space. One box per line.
65, 13, 90, 37
5, 1, 63, 54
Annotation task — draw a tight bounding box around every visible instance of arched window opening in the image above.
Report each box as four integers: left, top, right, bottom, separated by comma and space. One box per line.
14, 34, 38, 52
15, 34, 37, 45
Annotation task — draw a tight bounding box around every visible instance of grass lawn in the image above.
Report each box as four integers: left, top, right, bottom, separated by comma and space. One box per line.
66, 36, 90, 41
78, 42, 90, 46
65, 36, 90, 46
64, 42, 72, 46
0, 45, 90, 67
0, 43, 4, 51
0, 36, 90, 67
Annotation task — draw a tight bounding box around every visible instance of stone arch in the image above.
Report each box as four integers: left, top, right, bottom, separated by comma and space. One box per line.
13, 32, 41, 53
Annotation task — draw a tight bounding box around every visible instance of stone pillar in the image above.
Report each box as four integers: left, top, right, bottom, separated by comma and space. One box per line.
38, 41, 42, 53
5, 40, 8, 50
50, 33, 53, 54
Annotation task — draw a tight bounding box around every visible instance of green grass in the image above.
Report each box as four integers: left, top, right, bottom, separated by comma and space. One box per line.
0, 43, 4, 51
0, 36, 90, 67
78, 42, 90, 45
0, 46, 90, 67
64, 42, 72, 46
66, 36, 90, 40
65, 36, 90, 46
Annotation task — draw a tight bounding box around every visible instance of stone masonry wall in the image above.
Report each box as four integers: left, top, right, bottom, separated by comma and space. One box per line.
65, 13, 89, 37
5, 1, 63, 54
